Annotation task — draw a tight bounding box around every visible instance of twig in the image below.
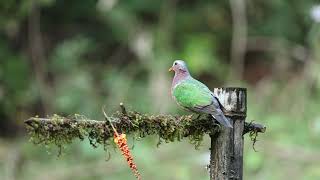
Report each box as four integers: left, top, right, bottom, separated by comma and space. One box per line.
243, 121, 266, 135
102, 106, 119, 136
119, 102, 127, 115
243, 121, 266, 152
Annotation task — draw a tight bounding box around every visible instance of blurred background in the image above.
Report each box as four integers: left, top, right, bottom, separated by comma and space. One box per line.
1, 0, 320, 179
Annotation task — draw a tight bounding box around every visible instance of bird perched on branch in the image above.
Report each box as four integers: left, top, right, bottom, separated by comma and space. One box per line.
169, 60, 233, 128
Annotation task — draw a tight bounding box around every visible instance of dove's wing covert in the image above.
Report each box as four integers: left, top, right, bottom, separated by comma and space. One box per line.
172, 78, 213, 110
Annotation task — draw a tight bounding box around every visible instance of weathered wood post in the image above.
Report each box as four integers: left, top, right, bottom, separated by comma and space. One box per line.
210, 87, 246, 180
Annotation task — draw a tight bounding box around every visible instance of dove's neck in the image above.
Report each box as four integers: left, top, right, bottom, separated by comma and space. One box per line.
172, 70, 190, 88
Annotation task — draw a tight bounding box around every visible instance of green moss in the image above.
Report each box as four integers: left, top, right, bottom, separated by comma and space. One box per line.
25, 110, 222, 154
25, 108, 265, 156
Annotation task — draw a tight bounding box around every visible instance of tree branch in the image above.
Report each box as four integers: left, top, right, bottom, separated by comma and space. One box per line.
24, 104, 264, 151
24, 106, 221, 150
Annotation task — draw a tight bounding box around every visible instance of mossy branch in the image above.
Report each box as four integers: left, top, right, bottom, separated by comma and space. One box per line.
24, 104, 265, 152
244, 121, 266, 134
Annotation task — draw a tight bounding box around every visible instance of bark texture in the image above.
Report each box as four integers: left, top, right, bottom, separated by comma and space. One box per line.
210, 87, 247, 180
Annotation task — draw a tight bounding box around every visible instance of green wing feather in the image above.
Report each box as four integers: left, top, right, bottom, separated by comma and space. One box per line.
173, 78, 212, 109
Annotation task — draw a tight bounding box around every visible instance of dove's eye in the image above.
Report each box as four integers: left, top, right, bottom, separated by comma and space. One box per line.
174, 62, 177, 65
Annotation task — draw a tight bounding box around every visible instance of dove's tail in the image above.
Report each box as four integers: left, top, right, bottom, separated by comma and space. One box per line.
211, 113, 233, 128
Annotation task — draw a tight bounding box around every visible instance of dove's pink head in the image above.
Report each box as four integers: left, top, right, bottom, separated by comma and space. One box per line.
169, 60, 190, 88
169, 60, 190, 74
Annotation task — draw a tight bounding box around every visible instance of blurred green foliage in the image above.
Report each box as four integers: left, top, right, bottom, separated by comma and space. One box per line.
1, 0, 320, 179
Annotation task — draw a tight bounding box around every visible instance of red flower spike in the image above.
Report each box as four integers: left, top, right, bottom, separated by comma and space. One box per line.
114, 133, 141, 180
102, 108, 141, 179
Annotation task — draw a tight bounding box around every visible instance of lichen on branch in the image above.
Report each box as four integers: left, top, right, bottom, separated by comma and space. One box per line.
24, 104, 265, 154
24, 107, 220, 153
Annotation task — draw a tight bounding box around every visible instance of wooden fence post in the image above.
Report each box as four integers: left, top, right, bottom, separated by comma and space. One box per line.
210, 87, 247, 180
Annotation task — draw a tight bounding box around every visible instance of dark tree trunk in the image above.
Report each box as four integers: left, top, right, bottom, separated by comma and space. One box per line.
210, 88, 246, 180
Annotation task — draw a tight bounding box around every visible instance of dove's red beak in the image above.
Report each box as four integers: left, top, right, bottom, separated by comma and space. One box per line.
168, 67, 173, 72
